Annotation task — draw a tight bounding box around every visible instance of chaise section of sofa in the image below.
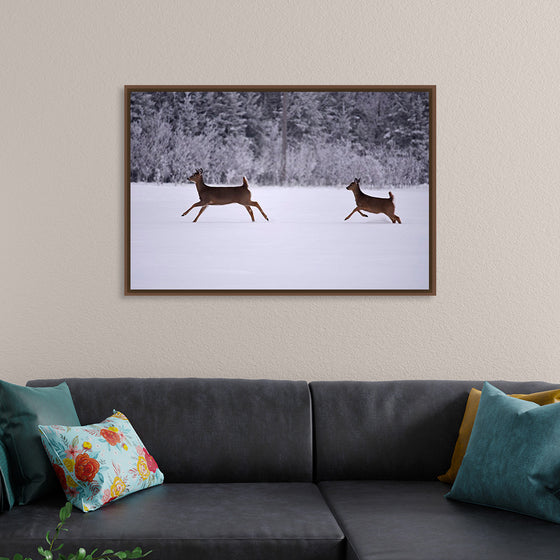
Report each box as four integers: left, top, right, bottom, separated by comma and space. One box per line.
319, 480, 560, 560
0, 378, 345, 560
310, 379, 560, 560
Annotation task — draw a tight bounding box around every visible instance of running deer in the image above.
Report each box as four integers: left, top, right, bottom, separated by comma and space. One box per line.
344, 178, 401, 223
181, 169, 269, 222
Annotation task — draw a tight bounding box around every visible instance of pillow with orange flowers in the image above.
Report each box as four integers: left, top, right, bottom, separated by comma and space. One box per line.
39, 411, 163, 512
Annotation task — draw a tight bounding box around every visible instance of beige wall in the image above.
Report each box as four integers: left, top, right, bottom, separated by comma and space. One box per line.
2, 1, 559, 384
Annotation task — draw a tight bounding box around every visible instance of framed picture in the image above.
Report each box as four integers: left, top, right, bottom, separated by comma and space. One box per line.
125, 85, 435, 295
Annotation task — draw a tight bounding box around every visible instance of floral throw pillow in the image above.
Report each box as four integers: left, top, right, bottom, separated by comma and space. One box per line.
39, 411, 164, 512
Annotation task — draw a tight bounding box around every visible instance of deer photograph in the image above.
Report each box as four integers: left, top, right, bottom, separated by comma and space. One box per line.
127, 87, 434, 293
344, 178, 401, 223
181, 168, 268, 222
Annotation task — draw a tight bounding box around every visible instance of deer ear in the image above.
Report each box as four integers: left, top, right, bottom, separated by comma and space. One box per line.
357, 178, 361, 183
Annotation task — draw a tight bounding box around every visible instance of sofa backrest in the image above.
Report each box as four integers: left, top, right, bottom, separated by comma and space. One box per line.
310, 380, 560, 481
27, 378, 313, 483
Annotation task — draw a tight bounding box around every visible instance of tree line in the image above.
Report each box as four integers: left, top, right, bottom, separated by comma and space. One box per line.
129, 90, 430, 186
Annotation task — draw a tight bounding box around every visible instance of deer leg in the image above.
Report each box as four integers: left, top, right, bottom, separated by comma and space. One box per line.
344, 207, 361, 221
192, 205, 208, 222
182, 201, 204, 217
244, 205, 255, 222
357, 210, 368, 217
387, 213, 401, 224
248, 200, 269, 221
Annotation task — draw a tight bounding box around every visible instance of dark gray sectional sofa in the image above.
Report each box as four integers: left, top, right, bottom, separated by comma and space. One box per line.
2, 377, 560, 559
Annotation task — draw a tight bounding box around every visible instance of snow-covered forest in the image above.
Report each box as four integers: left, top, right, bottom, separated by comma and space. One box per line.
129, 90, 430, 186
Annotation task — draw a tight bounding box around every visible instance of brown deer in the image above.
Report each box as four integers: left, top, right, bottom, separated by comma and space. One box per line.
181, 168, 269, 222
344, 178, 401, 223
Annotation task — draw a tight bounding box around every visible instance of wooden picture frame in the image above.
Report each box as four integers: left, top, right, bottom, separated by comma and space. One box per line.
125, 86, 435, 295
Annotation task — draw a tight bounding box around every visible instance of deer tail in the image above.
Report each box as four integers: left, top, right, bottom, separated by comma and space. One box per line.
242, 176, 249, 187
388, 191, 394, 201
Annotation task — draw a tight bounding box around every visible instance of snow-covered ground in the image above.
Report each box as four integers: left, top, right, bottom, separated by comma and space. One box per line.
130, 183, 430, 290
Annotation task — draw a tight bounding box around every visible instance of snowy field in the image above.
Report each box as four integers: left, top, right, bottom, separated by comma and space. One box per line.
130, 183, 430, 291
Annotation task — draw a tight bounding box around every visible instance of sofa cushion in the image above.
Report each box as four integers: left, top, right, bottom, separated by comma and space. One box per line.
446, 382, 560, 523
0, 380, 80, 504
310, 380, 560, 480
0, 483, 344, 560
39, 411, 164, 512
319, 480, 560, 560
27, 378, 313, 483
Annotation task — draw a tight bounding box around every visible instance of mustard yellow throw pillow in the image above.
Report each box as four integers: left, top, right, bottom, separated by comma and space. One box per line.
438, 387, 560, 484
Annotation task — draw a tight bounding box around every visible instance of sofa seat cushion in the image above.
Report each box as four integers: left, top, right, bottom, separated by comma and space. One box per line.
319, 481, 560, 560
0, 483, 344, 560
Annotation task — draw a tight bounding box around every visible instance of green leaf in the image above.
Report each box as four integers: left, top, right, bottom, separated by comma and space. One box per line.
14, 554, 23, 560
114, 553, 127, 560
58, 502, 72, 522
54, 544, 65, 552
0, 556, 10, 560
45, 530, 52, 546
38, 549, 53, 560
100, 552, 114, 556
75, 549, 86, 560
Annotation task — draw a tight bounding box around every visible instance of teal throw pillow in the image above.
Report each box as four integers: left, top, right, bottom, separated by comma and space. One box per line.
0, 380, 80, 505
446, 381, 560, 523
39, 411, 164, 512
0, 439, 15, 511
